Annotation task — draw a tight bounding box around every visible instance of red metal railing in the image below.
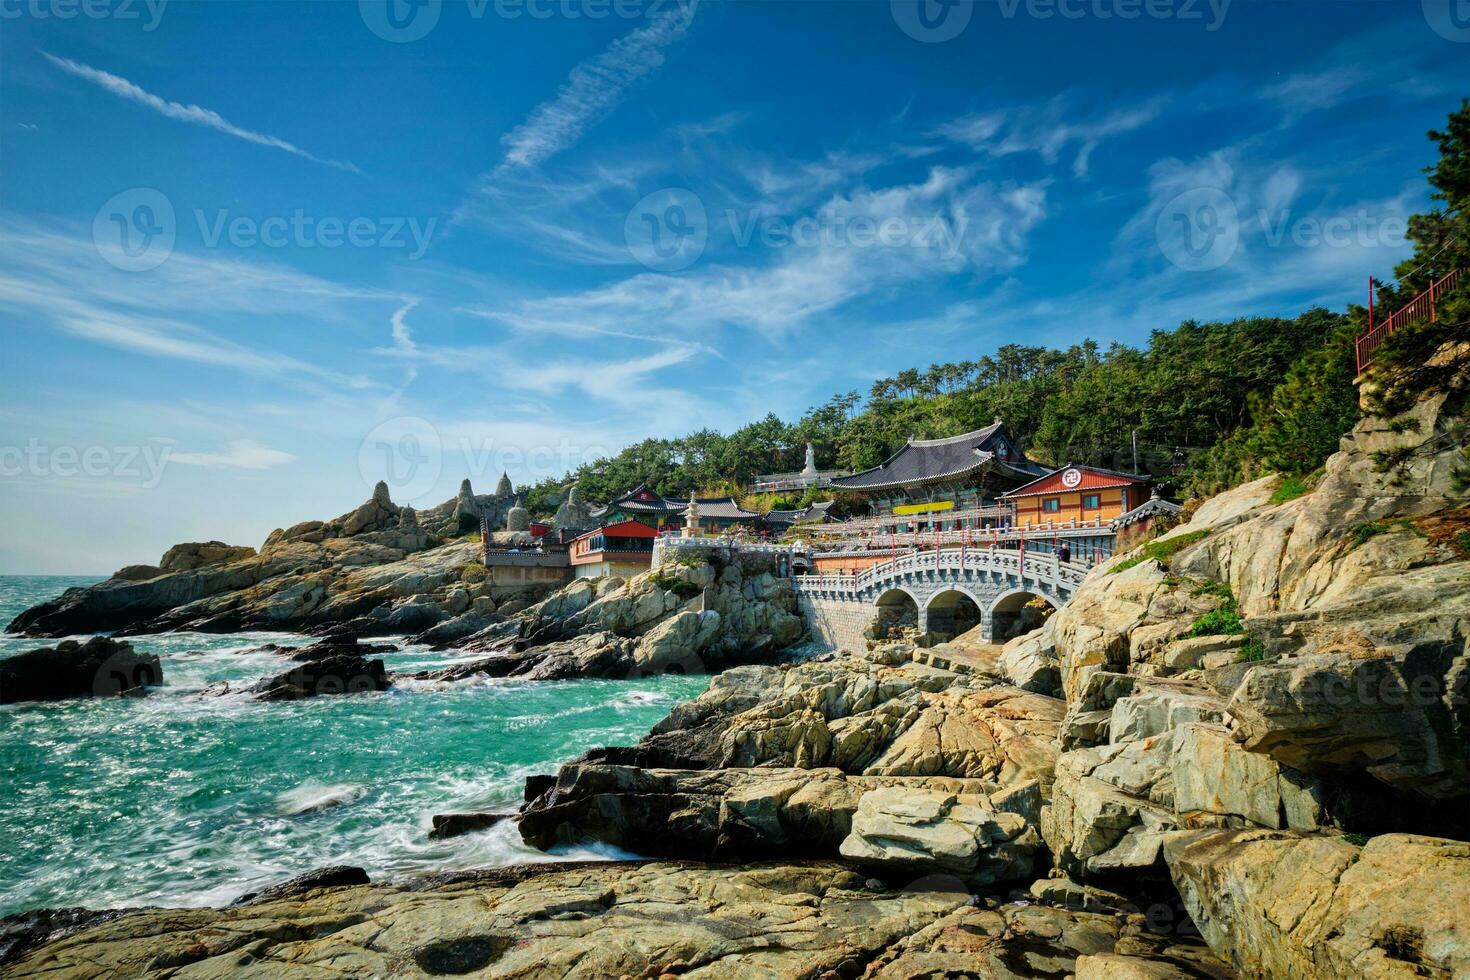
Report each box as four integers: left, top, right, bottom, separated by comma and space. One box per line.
1356, 268, 1463, 374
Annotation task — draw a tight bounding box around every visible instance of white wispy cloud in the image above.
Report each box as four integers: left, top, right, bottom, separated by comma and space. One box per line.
389, 300, 419, 353
495, 4, 696, 173
168, 439, 297, 470
936, 94, 1166, 178
42, 52, 360, 173
0, 219, 385, 390
507, 166, 1048, 340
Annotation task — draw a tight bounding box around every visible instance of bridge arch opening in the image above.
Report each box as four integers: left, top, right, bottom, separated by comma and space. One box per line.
990, 590, 1058, 643
926, 589, 983, 643
872, 588, 920, 640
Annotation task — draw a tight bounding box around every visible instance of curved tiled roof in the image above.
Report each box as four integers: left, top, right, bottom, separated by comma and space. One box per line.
1111, 493, 1182, 529
597, 485, 759, 520
830, 422, 1044, 492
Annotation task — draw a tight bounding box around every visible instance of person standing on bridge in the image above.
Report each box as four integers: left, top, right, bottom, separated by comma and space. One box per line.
1058, 542, 1071, 564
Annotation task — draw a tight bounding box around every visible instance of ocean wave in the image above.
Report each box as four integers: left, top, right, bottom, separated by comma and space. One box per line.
275, 781, 367, 816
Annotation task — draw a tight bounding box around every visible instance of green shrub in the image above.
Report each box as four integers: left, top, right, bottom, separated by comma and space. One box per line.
1239, 638, 1266, 662
1342, 833, 1370, 847
1110, 530, 1211, 574
1268, 475, 1311, 505
1192, 578, 1234, 601
649, 571, 703, 600
1349, 522, 1388, 548
1186, 606, 1245, 638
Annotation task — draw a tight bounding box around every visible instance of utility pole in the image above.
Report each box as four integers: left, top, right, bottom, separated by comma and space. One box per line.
1132, 429, 1139, 474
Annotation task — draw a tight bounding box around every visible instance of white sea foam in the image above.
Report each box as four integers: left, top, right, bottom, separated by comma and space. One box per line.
275, 781, 366, 815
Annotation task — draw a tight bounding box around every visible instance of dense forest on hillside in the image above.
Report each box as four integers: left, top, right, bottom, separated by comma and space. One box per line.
523, 99, 1468, 518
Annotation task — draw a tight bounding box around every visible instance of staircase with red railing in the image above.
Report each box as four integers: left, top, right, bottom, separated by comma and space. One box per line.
1356, 268, 1464, 375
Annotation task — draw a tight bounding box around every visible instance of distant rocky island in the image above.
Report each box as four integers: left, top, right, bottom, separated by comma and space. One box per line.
2, 340, 1466, 977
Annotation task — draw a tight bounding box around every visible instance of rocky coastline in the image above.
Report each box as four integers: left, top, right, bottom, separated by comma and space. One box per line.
2, 383, 1468, 977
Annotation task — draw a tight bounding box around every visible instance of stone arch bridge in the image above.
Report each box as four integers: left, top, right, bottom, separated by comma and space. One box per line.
792, 548, 1090, 648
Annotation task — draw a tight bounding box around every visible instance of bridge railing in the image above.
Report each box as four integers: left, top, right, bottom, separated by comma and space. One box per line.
793, 546, 1090, 595
1357, 268, 1463, 374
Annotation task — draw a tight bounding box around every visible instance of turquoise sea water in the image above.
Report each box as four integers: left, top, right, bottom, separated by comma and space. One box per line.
0, 576, 706, 918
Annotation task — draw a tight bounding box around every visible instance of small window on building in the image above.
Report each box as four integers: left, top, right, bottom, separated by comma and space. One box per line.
1042, 498, 1061, 513
1082, 494, 1101, 510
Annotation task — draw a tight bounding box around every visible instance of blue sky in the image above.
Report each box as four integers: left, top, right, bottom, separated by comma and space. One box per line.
1, 0, 1465, 574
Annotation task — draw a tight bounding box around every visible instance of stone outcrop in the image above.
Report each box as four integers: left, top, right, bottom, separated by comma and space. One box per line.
7, 485, 457, 637
158, 541, 255, 572
1166, 831, 1470, 978
1017, 387, 1469, 816
248, 653, 388, 701
0, 860, 1224, 978
551, 483, 595, 530
423, 551, 805, 681
519, 760, 1042, 885
0, 637, 161, 703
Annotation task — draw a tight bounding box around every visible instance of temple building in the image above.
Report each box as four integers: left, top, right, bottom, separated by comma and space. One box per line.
593, 485, 761, 535
998, 463, 1152, 528
763, 500, 840, 534
828, 421, 1047, 530
1111, 489, 1182, 550
569, 520, 658, 578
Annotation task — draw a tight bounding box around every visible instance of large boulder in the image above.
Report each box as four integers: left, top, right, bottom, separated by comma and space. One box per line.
519, 762, 1040, 885
0, 637, 161, 703
1167, 830, 1470, 978
839, 784, 1039, 884
3, 861, 981, 978
158, 541, 256, 572
249, 654, 388, 701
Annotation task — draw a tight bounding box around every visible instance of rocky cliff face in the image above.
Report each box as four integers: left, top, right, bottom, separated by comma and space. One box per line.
403, 550, 806, 682
7, 380, 1467, 977
499, 383, 1468, 976
6, 483, 511, 639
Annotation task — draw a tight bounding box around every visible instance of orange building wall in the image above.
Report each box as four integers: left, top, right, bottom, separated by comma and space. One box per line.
812, 553, 893, 576
1011, 486, 1136, 528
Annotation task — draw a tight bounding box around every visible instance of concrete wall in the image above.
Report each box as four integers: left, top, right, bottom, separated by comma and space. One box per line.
482, 558, 573, 598
797, 593, 873, 653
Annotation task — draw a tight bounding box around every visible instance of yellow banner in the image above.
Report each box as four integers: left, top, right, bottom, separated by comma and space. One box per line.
893, 500, 955, 516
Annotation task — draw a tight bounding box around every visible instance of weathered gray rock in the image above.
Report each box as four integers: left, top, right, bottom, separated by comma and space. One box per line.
1167, 830, 1470, 978
3, 861, 987, 978
159, 541, 256, 572
839, 785, 1038, 884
